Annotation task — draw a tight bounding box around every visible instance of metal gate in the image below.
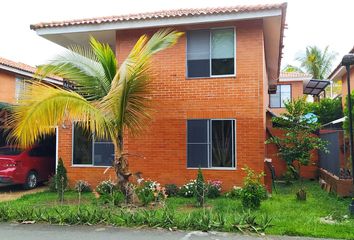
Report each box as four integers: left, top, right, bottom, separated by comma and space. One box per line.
319, 131, 342, 176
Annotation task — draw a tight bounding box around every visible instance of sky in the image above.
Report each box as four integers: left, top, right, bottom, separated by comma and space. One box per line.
1, 0, 354, 70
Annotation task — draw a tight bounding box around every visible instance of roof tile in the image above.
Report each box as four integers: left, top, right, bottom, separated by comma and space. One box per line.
30, 3, 287, 30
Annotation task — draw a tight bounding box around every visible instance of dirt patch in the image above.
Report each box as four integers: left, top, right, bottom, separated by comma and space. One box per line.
0, 185, 48, 202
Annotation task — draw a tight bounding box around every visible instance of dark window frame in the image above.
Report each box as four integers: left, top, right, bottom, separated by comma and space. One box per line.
186, 27, 236, 79
186, 119, 236, 169
72, 123, 114, 167
269, 84, 292, 108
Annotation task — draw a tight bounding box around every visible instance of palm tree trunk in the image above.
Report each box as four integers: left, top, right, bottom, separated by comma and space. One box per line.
113, 133, 133, 202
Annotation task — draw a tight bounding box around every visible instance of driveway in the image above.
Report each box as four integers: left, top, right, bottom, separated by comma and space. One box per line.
0, 223, 336, 240
0, 185, 47, 202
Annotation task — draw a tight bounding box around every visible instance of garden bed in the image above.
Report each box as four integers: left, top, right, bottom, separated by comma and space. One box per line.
0, 181, 354, 239
319, 168, 354, 197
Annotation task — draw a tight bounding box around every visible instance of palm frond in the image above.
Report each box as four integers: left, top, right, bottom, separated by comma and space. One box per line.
37, 46, 112, 100
103, 29, 183, 134
8, 82, 112, 148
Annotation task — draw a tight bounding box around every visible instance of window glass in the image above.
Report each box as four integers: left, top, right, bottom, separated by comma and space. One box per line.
269, 85, 291, 108
187, 28, 235, 78
187, 30, 210, 78
187, 120, 209, 168
187, 119, 235, 169
15, 77, 26, 102
73, 124, 93, 165
280, 85, 291, 107
211, 120, 234, 167
94, 142, 114, 166
211, 29, 235, 76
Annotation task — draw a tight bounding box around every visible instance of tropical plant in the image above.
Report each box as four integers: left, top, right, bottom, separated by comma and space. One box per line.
282, 64, 303, 73
8, 29, 183, 202
297, 45, 337, 79
267, 98, 327, 168
266, 98, 328, 199
240, 166, 267, 209
308, 97, 343, 125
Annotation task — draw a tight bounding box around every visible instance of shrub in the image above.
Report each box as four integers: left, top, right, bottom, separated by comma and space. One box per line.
207, 180, 222, 198
240, 166, 267, 209
75, 180, 91, 193
179, 180, 197, 198
195, 168, 207, 207
136, 180, 167, 206
56, 158, 68, 202
96, 180, 124, 206
96, 180, 116, 195
225, 186, 242, 199
165, 184, 179, 197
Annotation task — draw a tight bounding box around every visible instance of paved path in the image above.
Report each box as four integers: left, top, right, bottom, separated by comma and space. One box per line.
0, 223, 336, 240
0, 185, 47, 202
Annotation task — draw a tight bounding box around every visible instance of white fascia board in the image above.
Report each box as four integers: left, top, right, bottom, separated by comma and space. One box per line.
35, 9, 282, 35
0, 64, 63, 86
329, 65, 348, 81
279, 77, 312, 82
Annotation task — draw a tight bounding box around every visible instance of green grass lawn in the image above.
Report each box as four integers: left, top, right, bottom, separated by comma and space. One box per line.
1, 181, 353, 239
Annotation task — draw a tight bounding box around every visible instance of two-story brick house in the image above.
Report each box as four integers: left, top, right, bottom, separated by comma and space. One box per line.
30, 3, 287, 189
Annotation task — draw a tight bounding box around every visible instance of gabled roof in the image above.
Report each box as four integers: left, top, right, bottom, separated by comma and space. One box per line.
328, 46, 354, 81
0, 57, 62, 85
30, 3, 286, 30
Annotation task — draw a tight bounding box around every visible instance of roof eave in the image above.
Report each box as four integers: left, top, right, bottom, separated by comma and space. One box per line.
34, 8, 283, 35
0, 64, 63, 85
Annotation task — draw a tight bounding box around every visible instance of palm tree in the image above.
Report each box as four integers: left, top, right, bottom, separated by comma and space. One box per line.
282, 64, 304, 73
296, 45, 337, 79
8, 29, 183, 200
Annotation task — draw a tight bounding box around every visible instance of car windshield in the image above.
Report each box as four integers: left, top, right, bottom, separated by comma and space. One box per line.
0, 147, 22, 156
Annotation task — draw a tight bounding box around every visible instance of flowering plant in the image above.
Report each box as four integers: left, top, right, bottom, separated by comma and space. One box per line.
179, 180, 197, 198
135, 179, 167, 206
207, 180, 222, 198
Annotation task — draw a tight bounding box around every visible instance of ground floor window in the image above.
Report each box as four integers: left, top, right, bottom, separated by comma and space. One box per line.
187, 119, 236, 168
72, 123, 114, 166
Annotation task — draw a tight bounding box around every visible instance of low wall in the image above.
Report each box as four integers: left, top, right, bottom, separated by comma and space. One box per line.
319, 168, 354, 197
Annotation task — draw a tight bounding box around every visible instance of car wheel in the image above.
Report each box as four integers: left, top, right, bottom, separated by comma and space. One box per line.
24, 171, 38, 190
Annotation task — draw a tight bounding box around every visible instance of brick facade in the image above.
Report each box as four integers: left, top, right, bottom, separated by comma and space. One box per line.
58, 20, 270, 190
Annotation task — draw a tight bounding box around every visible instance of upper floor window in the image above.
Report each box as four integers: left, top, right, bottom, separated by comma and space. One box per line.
15, 77, 26, 102
269, 85, 291, 108
187, 28, 235, 78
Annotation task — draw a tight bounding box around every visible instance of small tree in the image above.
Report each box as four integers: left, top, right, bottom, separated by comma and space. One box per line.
56, 158, 68, 203
266, 98, 328, 199
195, 168, 207, 207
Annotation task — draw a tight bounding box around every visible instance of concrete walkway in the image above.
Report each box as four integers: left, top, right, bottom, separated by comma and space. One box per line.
0, 185, 47, 202
0, 223, 336, 240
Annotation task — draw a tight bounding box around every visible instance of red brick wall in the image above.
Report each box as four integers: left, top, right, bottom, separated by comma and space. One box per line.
58, 20, 268, 190
0, 70, 16, 104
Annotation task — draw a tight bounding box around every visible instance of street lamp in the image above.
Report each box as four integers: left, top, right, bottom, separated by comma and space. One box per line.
341, 54, 354, 214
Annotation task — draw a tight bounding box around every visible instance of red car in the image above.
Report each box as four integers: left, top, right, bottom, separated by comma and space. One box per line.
0, 144, 55, 189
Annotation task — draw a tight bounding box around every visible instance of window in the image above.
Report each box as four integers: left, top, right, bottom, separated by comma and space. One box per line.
187, 119, 236, 168
15, 77, 26, 102
72, 123, 114, 166
269, 85, 291, 108
187, 28, 235, 78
